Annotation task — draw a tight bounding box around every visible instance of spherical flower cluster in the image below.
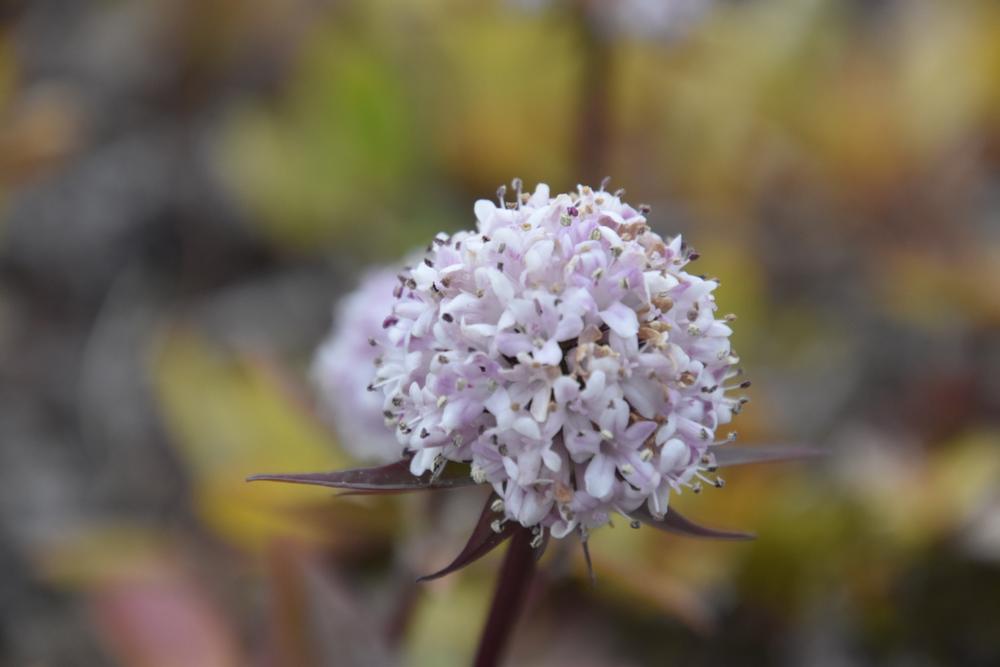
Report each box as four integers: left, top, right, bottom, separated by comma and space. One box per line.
313, 268, 403, 463
373, 183, 746, 539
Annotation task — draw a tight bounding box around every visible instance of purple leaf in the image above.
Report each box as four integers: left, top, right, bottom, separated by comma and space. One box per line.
711, 444, 826, 469
633, 505, 755, 541
246, 459, 476, 494
418, 493, 516, 582
472, 526, 537, 667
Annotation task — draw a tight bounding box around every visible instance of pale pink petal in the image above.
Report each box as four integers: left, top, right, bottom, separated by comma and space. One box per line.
584, 452, 616, 499
599, 302, 639, 338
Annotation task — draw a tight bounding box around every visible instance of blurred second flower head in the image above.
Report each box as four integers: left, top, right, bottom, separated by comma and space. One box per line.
313, 266, 405, 464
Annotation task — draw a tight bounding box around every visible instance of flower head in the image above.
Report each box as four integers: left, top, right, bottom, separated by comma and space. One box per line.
374, 182, 747, 539
313, 267, 404, 463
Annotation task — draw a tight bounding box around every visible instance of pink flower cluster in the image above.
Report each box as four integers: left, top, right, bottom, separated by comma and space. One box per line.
313, 268, 403, 463
373, 183, 746, 539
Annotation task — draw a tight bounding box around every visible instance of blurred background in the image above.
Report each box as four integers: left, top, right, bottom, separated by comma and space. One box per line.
1, 0, 999, 665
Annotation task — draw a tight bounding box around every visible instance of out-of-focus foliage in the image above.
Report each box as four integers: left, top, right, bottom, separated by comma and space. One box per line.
41, 526, 245, 667
223, 26, 422, 253
152, 328, 365, 551
1, 0, 999, 665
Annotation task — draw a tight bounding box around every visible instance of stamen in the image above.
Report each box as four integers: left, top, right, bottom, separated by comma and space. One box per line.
430, 455, 447, 482
580, 528, 596, 586
530, 531, 545, 549
652, 295, 673, 312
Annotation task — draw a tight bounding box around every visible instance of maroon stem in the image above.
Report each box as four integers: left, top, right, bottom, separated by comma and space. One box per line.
472, 527, 537, 667
574, 0, 612, 185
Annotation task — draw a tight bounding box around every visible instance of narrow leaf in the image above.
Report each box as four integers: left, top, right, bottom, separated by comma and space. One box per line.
247, 459, 476, 493
472, 526, 537, 667
418, 493, 515, 582
711, 444, 825, 468
633, 505, 755, 541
